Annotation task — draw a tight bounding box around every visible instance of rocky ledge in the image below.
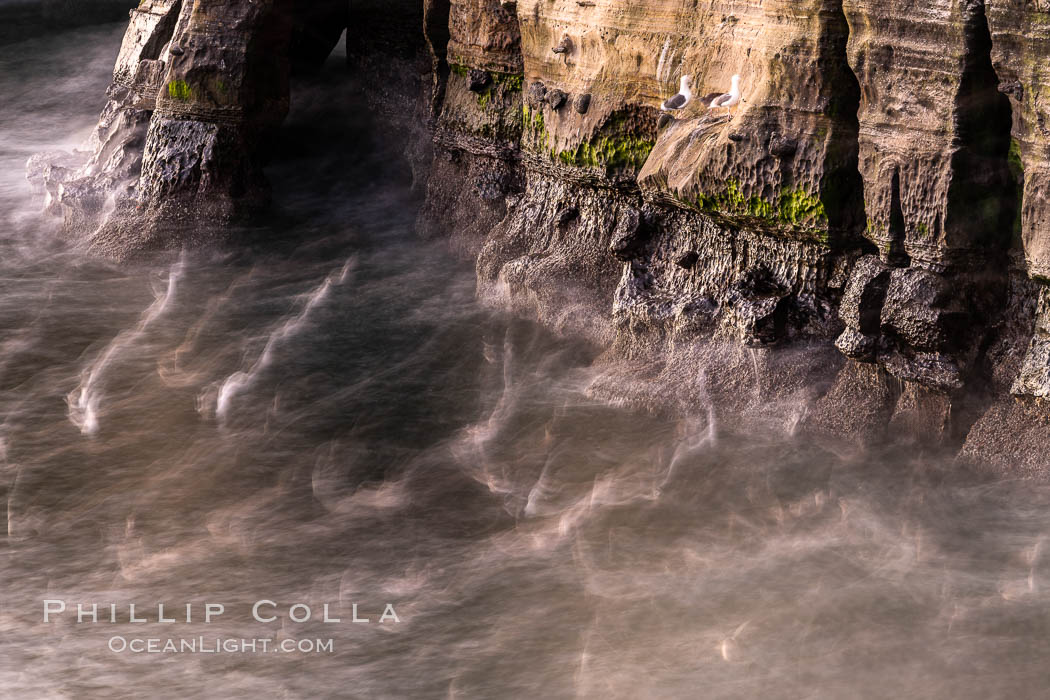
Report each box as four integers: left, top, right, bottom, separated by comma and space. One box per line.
30, 0, 1050, 473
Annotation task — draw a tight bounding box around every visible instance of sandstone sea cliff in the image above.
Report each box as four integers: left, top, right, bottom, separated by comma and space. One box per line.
29, 0, 1050, 473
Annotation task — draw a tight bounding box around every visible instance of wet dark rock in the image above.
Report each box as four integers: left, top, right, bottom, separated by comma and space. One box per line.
726, 268, 791, 346
555, 206, 579, 228
1013, 288, 1050, 398
880, 267, 956, 353
882, 352, 962, 392
727, 295, 790, 347
734, 267, 789, 300
474, 171, 511, 201
675, 251, 700, 270
835, 327, 878, 361
468, 68, 491, 92
527, 81, 547, 108
839, 255, 891, 337
609, 206, 644, 261
835, 256, 891, 361
573, 93, 591, 114
768, 133, 797, 157
547, 89, 567, 110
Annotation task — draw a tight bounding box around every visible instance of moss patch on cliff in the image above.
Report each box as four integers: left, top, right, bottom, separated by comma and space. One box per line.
449, 64, 523, 108
543, 111, 655, 173
687, 181, 828, 235
494, 72, 523, 92
522, 104, 544, 131
556, 134, 654, 171
438, 66, 526, 143
167, 79, 192, 100
481, 72, 522, 106
692, 180, 772, 220
1009, 138, 1024, 179
778, 188, 829, 228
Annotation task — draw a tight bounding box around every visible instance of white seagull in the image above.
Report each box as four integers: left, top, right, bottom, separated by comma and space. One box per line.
708, 74, 742, 119
661, 75, 693, 112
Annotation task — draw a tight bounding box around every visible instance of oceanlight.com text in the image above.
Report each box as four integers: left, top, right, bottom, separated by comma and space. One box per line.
107, 636, 335, 654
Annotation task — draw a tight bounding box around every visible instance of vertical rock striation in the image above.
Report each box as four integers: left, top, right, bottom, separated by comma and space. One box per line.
845, 0, 1015, 268
833, 0, 1014, 400
986, 2, 1050, 409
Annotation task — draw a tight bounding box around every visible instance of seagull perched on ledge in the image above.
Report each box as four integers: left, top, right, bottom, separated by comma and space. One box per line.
708, 74, 742, 119
661, 75, 693, 111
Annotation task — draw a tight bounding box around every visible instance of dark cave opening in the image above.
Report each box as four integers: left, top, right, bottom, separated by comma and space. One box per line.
423, 0, 453, 119
290, 1, 349, 75
820, 0, 867, 248
887, 167, 910, 266
948, 0, 1017, 256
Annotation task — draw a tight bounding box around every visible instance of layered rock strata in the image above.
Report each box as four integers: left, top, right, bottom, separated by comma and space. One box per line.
29, 0, 1050, 470
415, 0, 1049, 469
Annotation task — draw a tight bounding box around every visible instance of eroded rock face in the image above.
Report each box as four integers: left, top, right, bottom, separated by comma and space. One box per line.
1013, 287, 1050, 398
26, 0, 1050, 469
447, 0, 521, 73
835, 255, 889, 361
419, 0, 524, 252
985, 2, 1050, 400
845, 0, 1016, 268
413, 0, 1050, 468
30, 0, 347, 258
119, 0, 300, 237
27, 0, 183, 231
636, 0, 864, 246
987, 1, 1050, 279
827, 0, 1018, 402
